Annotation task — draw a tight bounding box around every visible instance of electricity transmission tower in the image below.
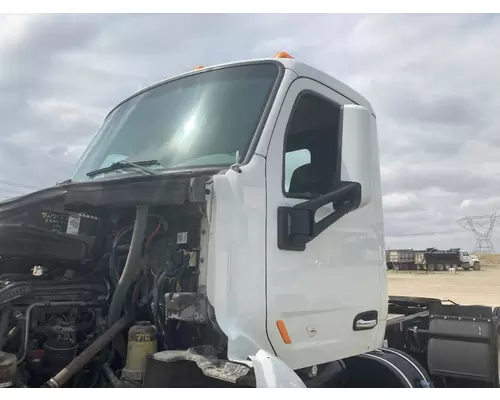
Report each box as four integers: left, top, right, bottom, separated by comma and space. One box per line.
457, 212, 498, 253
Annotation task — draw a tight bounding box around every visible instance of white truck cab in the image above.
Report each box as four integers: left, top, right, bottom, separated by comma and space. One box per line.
460, 250, 481, 270
0, 53, 497, 389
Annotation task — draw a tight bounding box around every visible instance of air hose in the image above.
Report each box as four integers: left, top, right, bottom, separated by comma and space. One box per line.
108, 205, 148, 328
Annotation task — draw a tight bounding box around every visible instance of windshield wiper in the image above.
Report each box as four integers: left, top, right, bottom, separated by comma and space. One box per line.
86, 159, 161, 178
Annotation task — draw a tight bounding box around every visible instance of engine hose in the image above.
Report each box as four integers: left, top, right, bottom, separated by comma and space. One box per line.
107, 205, 148, 330
32, 284, 107, 293
109, 255, 118, 287
0, 304, 12, 349
102, 363, 121, 388
107, 206, 148, 360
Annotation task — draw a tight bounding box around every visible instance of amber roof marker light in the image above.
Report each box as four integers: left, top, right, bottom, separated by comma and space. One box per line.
194, 66, 204, 70
274, 52, 294, 59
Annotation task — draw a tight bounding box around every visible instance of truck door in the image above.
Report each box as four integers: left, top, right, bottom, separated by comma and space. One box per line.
265, 78, 385, 369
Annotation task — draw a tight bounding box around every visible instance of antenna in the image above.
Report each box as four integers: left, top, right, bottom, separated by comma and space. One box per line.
457, 211, 498, 253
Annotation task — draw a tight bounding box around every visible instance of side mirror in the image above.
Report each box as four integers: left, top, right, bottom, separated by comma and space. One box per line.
278, 181, 361, 251
340, 104, 374, 208
277, 104, 374, 251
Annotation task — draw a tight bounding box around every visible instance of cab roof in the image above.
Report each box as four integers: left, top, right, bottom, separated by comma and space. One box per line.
275, 58, 375, 115
106, 56, 375, 119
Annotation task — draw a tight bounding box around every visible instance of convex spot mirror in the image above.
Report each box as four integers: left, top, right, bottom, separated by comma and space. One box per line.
340, 104, 374, 208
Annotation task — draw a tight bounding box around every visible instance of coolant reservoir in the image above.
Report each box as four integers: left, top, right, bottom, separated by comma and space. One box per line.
121, 321, 157, 385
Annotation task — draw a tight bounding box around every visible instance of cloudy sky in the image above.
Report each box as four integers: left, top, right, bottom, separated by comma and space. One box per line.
1, 13, 500, 251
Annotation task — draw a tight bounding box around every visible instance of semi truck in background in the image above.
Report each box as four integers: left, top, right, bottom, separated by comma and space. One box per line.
415, 248, 481, 271
387, 248, 481, 271
462, 251, 481, 270
0, 53, 498, 389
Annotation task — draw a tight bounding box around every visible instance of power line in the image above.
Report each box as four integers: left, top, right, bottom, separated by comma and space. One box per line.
0, 179, 37, 201
0, 179, 41, 190
0, 187, 31, 195
388, 229, 464, 237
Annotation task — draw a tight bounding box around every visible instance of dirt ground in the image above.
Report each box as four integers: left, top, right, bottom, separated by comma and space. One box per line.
388, 265, 500, 307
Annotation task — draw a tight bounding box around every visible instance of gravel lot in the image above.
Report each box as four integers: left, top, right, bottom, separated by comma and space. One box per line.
387, 265, 500, 307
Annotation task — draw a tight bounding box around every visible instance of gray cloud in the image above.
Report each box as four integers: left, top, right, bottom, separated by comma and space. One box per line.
0, 14, 499, 251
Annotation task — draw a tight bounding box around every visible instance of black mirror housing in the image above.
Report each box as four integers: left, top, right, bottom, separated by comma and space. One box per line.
278, 181, 361, 251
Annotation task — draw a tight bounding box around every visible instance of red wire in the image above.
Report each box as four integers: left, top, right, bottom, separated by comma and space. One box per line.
145, 223, 161, 249
131, 223, 161, 305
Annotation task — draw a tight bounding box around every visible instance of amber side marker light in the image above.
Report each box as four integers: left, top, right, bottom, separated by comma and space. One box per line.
276, 320, 292, 344
275, 51, 294, 59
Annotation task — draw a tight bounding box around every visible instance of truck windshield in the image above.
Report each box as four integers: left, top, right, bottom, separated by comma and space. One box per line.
71, 63, 280, 182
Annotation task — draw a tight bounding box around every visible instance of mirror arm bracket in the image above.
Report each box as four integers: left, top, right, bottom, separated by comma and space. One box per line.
277, 181, 361, 251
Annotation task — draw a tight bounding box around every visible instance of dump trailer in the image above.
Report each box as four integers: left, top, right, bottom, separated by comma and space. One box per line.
415, 248, 481, 271
386, 249, 417, 270
0, 53, 498, 389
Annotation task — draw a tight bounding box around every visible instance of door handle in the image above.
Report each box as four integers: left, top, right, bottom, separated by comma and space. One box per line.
355, 319, 377, 330
353, 310, 378, 331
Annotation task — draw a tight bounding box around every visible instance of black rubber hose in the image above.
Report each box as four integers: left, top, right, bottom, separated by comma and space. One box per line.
0, 304, 12, 349
32, 284, 107, 293
107, 205, 148, 329
102, 363, 121, 388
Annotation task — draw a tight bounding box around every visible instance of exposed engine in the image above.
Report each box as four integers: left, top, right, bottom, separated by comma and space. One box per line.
0, 184, 227, 388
